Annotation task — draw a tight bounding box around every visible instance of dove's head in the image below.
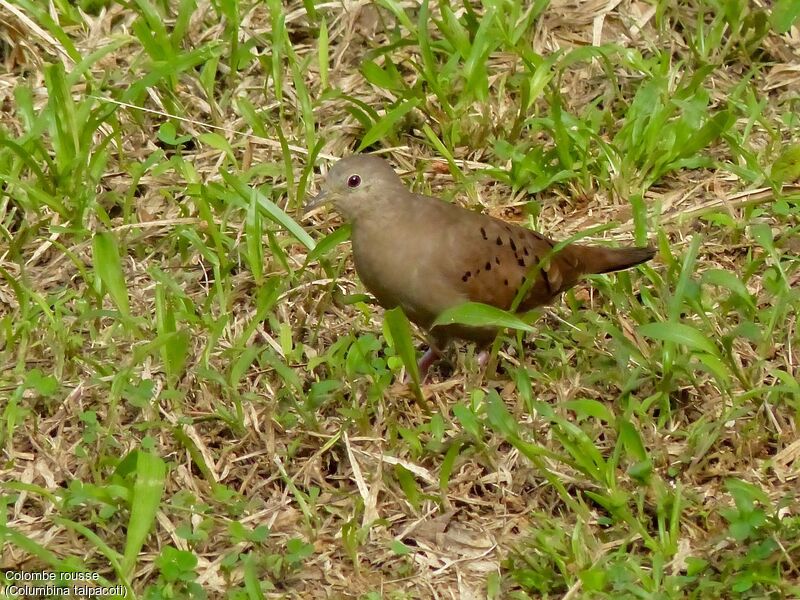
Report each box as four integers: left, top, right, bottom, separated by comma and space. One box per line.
304, 155, 405, 222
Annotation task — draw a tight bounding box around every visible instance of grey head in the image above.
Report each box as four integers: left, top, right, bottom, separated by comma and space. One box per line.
304, 155, 406, 222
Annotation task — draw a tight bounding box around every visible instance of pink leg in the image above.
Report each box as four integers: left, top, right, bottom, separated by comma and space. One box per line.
404, 347, 440, 383
417, 347, 439, 378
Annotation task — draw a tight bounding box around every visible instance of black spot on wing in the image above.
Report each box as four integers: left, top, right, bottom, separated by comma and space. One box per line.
485, 261, 491, 271
480, 227, 487, 240
462, 271, 471, 282
541, 265, 552, 293
496, 236, 502, 245
534, 254, 552, 293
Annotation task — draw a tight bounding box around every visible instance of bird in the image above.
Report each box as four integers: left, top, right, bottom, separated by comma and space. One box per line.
305, 155, 655, 378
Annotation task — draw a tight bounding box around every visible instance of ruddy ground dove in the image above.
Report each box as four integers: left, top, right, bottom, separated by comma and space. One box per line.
305, 155, 654, 376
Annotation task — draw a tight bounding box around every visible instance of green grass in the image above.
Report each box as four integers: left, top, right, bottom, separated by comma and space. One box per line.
1, 0, 799, 598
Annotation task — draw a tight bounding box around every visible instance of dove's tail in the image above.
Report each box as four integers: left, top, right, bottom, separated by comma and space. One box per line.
573, 245, 656, 276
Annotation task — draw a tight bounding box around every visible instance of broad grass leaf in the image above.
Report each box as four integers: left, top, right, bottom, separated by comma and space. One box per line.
638, 322, 719, 357
357, 99, 420, 151
439, 440, 463, 491
486, 390, 518, 438
770, 368, 800, 394
199, 132, 235, 162
701, 268, 755, 307
452, 403, 482, 439
221, 170, 316, 250
695, 352, 731, 386
245, 193, 264, 284
771, 143, 800, 184
438, 4, 470, 57
155, 284, 189, 384
668, 235, 702, 321
433, 302, 535, 332
376, 0, 415, 30
677, 110, 733, 160
0, 137, 49, 186
750, 222, 775, 251
563, 399, 615, 423
383, 308, 419, 383
618, 420, 648, 463
618, 419, 652, 481
305, 224, 351, 264
92, 232, 130, 317
553, 418, 607, 481
462, 6, 495, 102
157, 122, 191, 146
771, 0, 800, 33
395, 464, 422, 509
317, 16, 329, 88
229, 346, 260, 387
383, 308, 425, 408
361, 59, 403, 92
121, 451, 166, 577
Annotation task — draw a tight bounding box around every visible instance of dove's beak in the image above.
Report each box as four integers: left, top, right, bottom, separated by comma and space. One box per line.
303, 189, 329, 216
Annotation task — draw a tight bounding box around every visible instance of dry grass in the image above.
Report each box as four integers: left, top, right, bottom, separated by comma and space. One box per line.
1, 0, 799, 598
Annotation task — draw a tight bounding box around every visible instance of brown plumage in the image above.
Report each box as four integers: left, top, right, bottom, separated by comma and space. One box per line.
305, 155, 655, 375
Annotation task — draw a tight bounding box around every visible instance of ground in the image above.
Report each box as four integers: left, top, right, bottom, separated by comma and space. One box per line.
0, 0, 799, 598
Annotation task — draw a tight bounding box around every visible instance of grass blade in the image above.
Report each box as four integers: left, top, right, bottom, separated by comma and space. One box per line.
120, 451, 167, 577
221, 169, 316, 250
383, 307, 426, 409
638, 322, 720, 357
433, 302, 535, 332
92, 232, 130, 317
357, 99, 420, 151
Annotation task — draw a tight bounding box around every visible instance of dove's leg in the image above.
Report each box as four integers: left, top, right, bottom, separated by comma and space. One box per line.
417, 347, 440, 379
404, 331, 452, 383
403, 340, 446, 383
402, 347, 441, 383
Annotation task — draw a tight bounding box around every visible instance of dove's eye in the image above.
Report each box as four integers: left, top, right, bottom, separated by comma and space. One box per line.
347, 174, 362, 188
